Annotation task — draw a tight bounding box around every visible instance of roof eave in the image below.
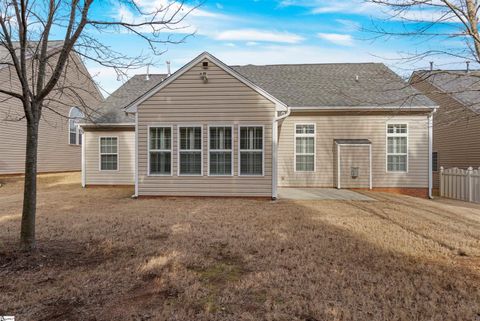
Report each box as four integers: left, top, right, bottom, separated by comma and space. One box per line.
79, 122, 135, 128
290, 105, 438, 112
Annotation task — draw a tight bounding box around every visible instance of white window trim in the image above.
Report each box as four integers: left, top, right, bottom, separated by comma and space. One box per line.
147, 125, 173, 176
208, 125, 234, 177
294, 123, 316, 172
386, 122, 409, 173
98, 136, 119, 171
238, 125, 265, 177
68, 107, 83, 146
177, 125, 203, 176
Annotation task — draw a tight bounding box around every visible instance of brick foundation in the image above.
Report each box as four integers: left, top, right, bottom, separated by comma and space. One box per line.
352, 187, 429, 198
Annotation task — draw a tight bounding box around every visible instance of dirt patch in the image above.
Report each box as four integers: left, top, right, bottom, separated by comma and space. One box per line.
1, 173, 480, 320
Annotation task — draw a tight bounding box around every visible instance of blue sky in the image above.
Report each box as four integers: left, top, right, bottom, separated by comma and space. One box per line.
86, 0, 467, 95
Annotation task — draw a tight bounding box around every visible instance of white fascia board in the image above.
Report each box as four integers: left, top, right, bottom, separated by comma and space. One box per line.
124, 52, 288, 113
290, 105, 438, 111
79, 123, 135, 128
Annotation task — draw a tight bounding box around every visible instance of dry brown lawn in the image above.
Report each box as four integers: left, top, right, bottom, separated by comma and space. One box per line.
1, 173, 480, 321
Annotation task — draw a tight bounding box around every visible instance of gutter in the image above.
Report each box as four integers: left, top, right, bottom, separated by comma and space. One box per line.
79, 123, 135, 129
290, 106, 436, 112
271, 106, 292, 200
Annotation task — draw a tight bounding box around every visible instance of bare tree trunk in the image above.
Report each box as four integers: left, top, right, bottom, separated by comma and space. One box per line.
20, 112, 39, 251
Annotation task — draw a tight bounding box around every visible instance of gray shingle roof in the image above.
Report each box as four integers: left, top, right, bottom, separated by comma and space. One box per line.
232, 63, 435, 108
411, 70, 480, 113
91, 74, 166, 123
92, 61, 436, 124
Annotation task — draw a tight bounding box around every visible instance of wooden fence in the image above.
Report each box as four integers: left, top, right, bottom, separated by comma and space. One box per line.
440, 167, 480, 203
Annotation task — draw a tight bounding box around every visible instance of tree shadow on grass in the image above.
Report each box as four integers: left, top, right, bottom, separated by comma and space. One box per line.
101, 199, 480, 321
1, 197, 480, 321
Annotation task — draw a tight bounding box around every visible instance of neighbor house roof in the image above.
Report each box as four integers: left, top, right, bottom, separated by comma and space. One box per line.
232, 63, 435, 108
411, 70, 480, 113
88, 74, 167, 124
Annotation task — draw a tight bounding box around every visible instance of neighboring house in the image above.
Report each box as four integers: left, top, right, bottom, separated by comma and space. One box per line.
81, 52, 437, 198
410, 69, 480, 189
0, 41, 103, 175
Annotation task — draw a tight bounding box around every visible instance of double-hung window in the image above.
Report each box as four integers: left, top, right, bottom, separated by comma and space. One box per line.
179, 126, 202, 175
149, 127, 172, 175
99, 137, 118, 171
239, 126, 263, 176
209, 126, 233, 176
295, 124, 315, 171
386, 124, 408, 172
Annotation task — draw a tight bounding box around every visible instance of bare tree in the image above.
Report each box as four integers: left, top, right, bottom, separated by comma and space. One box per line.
0, 0, 196, 251
365, 0, 480, 64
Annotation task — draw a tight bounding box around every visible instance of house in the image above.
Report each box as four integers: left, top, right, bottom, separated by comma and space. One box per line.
410, 68, 480, 189
0, 41, 103, 175
80, 52, 437, 198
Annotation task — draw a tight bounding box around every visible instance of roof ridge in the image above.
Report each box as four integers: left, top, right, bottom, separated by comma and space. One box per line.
134, 73, 167, 76
414, 69, 480, 72
230, 62, 381, 67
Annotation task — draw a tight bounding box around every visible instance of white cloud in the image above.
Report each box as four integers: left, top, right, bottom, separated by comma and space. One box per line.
210, 44, 386, 65
215, 29, 304, 44
112, 0, 234, 37
278, 0, 378, 15
317, 33, 354, 46
388, 9, 459, 23
281, 0, 460, 23
246, 41, 259, 46
336, 19, 361, 32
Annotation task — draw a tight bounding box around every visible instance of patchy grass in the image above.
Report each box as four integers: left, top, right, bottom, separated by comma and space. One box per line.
1, 172, 480, 320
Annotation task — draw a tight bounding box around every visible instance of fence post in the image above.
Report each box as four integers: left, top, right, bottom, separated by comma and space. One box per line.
440, 166, 444, 197
468, 167, 473, 202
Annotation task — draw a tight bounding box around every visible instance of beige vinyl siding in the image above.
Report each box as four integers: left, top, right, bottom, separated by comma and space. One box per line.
278, 113, 429, 188
338, 145, 370, 188
137, 58, 275, 197
0, 53, 102, 175
411, 77, 480, 188
84, 130, 135, 185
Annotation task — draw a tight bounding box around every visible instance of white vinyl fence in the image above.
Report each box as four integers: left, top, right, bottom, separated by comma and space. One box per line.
440, 167, 480, 203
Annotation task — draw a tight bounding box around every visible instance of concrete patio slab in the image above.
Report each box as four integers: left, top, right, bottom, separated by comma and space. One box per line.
278, 187, 375, 201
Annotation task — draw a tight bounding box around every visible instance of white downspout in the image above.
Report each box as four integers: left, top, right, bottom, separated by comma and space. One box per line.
134, 111, 139, 198
369, 144, 372, 190
271, 105, 291, 200
81, 128, 86, 188
337, 143, 341, 189
428, 109, 436, 199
